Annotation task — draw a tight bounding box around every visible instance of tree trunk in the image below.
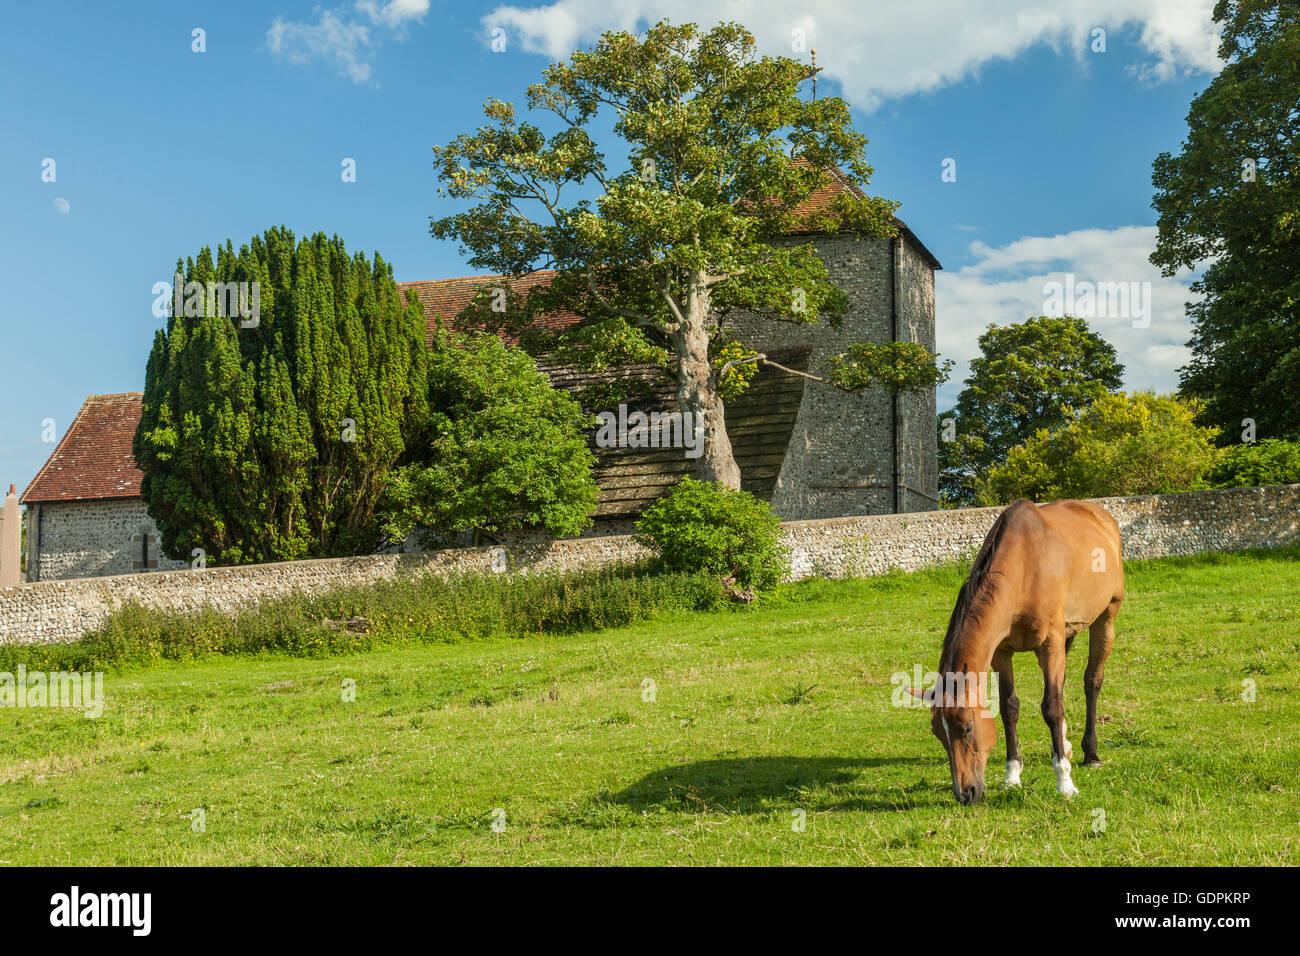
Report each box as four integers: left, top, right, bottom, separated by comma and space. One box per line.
676, 272, 742, 490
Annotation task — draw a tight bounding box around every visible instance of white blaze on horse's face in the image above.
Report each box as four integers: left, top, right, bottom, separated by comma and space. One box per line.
930, 705, 998, 805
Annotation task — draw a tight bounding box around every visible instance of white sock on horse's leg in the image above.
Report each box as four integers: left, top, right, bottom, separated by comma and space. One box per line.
1054, 720, 1078, 798
1004, 759, 1022, 787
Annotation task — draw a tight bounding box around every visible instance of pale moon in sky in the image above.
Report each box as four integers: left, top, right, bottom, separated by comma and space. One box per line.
53, 197, 70, 214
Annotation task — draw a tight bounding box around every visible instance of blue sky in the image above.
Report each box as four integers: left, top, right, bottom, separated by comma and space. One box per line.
0, 0, 1223, 495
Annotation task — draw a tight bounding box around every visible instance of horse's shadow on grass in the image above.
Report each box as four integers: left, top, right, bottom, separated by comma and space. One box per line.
606, 755, 933, 815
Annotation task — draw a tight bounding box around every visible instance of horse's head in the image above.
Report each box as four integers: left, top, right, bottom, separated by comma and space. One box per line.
932, 703, 998, 804
914, 685, 998, 805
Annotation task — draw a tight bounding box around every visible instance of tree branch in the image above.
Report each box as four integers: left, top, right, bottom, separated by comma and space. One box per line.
718, 352, 867, 395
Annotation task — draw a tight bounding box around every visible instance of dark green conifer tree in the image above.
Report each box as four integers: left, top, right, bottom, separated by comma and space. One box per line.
136, 228, 429, 563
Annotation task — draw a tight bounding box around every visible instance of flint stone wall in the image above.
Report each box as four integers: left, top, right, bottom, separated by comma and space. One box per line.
726, 234, 939, 519
26, 499, 188, 581
1, 484, 1296, 646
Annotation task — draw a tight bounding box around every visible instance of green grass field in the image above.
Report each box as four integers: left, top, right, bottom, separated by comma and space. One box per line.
3, 548, 1297, 866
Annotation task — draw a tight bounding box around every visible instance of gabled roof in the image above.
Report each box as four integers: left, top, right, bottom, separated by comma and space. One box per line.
784, 165, 942, 270
21, 393, 146, 504
28, 169, 936, 509
22, 358, 807, 517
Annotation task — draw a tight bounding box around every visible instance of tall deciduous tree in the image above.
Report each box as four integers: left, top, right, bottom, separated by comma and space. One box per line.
430, 20, 948, 490
1150, 0, 1300, 441
136, 228, 430, 564
939, 316, 1124, 505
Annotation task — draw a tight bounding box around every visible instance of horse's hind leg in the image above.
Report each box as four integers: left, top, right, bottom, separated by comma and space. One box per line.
992, 646, 1022, 786
1082, 600, 1119, 767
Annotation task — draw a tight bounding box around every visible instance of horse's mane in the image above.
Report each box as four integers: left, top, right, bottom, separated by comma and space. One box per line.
938, 503, 1015, 674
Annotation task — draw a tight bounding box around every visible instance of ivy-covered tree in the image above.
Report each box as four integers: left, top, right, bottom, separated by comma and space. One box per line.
1150, 0, 1300, 441
938, 316, 1124, 505
136, 227, 430, 564
430, 20, 948, 490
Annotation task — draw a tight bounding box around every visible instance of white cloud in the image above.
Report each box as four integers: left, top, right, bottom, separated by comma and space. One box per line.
481, 0, 1221, 108
267, 1, 430, 84
356, 0, 431, 29
935, 225, 1201, 409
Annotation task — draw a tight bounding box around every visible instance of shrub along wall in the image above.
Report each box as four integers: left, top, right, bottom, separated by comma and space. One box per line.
1, 484, 1297, 645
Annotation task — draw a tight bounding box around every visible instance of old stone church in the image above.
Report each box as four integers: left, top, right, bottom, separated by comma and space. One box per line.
21, 168, 940, 581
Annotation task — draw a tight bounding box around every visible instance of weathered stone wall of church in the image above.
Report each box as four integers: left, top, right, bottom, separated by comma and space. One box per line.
26, 499, 187, 582
1, 484, 1296, 645
724, 232, 935, 520
896, 238, 939, 511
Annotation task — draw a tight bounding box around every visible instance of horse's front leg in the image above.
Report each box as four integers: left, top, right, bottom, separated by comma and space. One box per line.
992, 645, 1021, 786
1035, 634, 1077, 799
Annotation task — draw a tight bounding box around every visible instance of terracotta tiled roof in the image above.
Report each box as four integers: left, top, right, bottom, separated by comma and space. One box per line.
781, 165, 942, 269
398, 270, 582, 346
21, 393, 146, 504
766, 162, 870, 228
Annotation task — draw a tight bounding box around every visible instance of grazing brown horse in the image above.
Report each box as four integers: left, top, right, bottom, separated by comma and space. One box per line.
913, 499, 1124, 805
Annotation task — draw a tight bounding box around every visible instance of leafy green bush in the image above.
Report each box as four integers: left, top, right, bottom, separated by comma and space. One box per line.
634, 478, 787, 594
380, 331, 598, 544
1208, 439, 1300, 489
976, 391, 1220, 503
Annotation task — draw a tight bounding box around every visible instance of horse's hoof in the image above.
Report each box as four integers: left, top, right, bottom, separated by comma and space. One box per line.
1083, 757, 1103, 768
